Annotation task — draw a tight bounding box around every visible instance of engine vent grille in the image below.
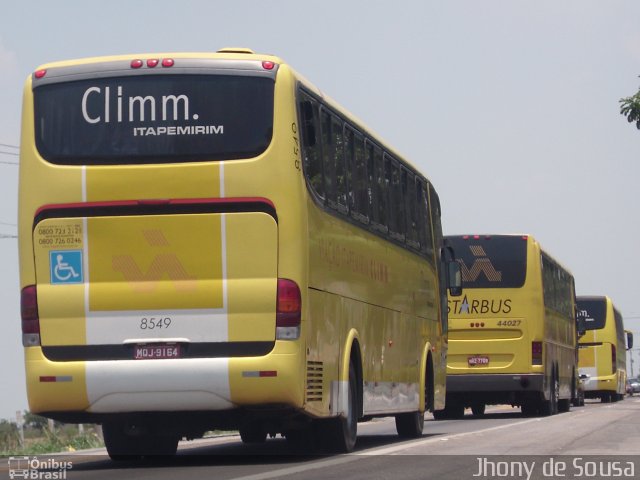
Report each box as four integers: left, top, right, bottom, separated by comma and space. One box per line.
306, 361, 323, 402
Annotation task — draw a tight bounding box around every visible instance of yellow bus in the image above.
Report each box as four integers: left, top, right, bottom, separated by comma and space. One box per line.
440, 234, 578, 418
19, 48, 461, 457
577, 296, 632, 402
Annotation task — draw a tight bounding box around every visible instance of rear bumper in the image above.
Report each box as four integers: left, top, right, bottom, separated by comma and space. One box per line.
580, 372, 617, 392
25, 342, 303, 415
446, 373, 544, 393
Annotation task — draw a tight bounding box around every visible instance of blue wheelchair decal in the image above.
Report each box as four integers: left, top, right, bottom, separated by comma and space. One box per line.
50, 250, 83, 284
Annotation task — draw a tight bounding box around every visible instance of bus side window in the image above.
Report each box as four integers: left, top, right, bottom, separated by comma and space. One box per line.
299, 96, 324, 199
416, 180, 434, 262
405, 170, 419, 249
333, 116, 348, 213
389, 158, 405, 241
371, 146, 387, 232
344, 126, 354, 212
353, 130, 368, 223
321, 109, 337, 210
383, 155, 394, 234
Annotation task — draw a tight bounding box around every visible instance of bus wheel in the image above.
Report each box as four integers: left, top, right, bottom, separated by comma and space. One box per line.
558, 398, 571, 413
539, 374, 559, 416
433, 409, 447, 420
284, 425, 316, 452
103, 421, 178, 460
319, 361, 358, 453
471, 404, 485, 416
395, 411, 424, 438
239, 423, 267, 444
521, 402, 537, 417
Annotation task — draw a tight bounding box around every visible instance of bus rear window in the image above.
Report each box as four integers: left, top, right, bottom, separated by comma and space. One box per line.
34, 74, 274, 165
446, 235, 527, 289
576, 298, 606, 330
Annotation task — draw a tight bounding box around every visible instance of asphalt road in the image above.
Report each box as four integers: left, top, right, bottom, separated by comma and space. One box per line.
4, 398, 640, 480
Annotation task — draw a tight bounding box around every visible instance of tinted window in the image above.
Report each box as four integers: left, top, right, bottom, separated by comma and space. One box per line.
446, 235, 528, 289
34, 75, 274, 164
577, 298, 607, 330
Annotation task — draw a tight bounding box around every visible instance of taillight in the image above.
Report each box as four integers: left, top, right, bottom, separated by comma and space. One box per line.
611, 345, 617, 374
532, 341, 543, 366
21, 285, 41, 346
276, 278, 301, 340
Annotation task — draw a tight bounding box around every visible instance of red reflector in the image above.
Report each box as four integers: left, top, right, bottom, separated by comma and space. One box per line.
162, 58, 174, 67
259, 371, 277, 377
532, 341, 543, 365
21, 285, 40, 334
147, 59, 159, 68
39, 376, 56, 383
34, 69, 47, 79
131, 59, 143, 69
262, 61, 275, 70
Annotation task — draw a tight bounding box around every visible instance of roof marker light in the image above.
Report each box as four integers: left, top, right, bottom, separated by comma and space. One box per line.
147, 59, 159, 68
162, 58, 174, 67
262, 61, 275, 70
131, 59, 143, 69
34, 69, 47, 79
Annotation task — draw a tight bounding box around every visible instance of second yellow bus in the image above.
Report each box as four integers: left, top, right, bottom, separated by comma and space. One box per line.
441, 234, 578, 418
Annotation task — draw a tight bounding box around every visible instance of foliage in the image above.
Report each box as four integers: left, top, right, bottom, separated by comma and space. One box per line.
0, 420, 20, 453
619, 78, 640, 130
23, 411, 49, 431
0, 413, 103, 455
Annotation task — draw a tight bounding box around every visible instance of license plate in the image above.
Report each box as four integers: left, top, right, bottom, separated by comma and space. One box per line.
468, 355, 489, 366
134, 344, 181, 360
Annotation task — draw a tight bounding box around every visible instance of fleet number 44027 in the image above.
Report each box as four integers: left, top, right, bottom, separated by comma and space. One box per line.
497, 320, 521, 327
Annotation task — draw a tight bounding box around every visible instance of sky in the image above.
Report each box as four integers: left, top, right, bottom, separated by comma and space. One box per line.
0, 0, 639, 420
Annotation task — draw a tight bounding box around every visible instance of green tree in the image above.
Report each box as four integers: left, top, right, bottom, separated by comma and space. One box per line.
620, 77, 640, 130
23, 411, 48, 431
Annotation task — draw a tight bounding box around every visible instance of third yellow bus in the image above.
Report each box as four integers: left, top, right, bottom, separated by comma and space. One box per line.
577, 295, 632, 402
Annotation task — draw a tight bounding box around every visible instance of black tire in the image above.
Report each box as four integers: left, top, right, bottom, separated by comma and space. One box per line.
395, 411, 424, 438
318, 361, 358, 453
103, 421, 178, 460
433, 409, 448, 420
449, 403, 465, 419
284, 425, 316, 452
239, 423, 267, 444
558, 398, 571, 413
539, 373, 559, 416
521, 402, 537, 417
471, 404, 485, 416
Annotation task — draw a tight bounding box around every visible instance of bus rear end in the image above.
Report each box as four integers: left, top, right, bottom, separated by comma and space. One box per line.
19, 52, 306, 456
577, 296, 625, 402
442, 235, 545, 418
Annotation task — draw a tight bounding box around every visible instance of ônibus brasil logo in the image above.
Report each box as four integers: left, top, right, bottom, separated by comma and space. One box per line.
8, 457, 72, 480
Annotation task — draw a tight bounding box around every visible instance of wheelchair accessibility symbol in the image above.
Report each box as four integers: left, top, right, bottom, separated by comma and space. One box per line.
49, 250, 83, 284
